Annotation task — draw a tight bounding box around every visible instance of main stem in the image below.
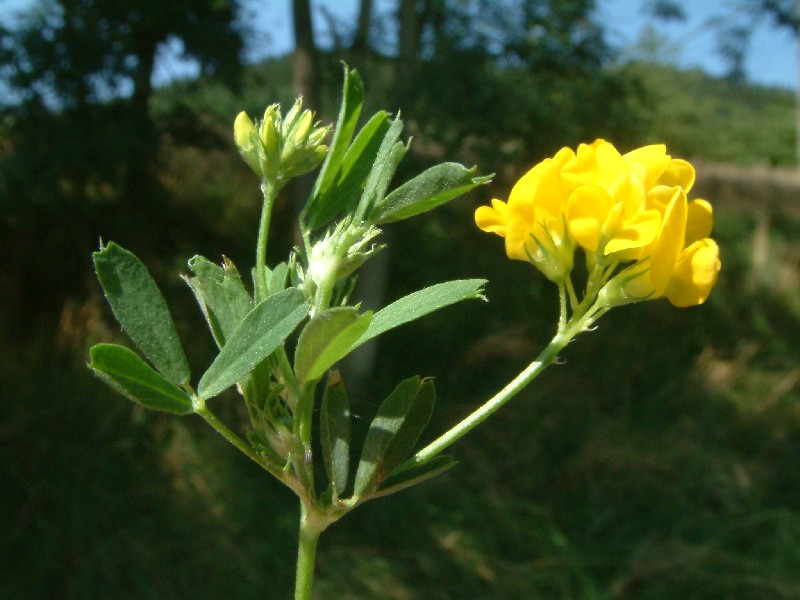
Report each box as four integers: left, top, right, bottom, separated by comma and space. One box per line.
294, 502, 324, 600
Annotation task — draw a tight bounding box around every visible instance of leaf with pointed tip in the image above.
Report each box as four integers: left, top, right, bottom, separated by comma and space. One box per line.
93, 241, 190, 386
320, 371, 351, 498
304, 66, 364, 229
89, 343, 194, 415
353, 377, 436, 499
356, 116, 406, 221
185, 255, 252, 349
197, 288, 309, 399
372, 163, 492, 224
294, 307, 372, 385
351, 279, 487, 351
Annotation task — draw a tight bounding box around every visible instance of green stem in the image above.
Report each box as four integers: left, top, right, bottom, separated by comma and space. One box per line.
256, 179, 278, 301
294, 502, 326, 600
194, 399, 287, 484
412, 308, 601, 464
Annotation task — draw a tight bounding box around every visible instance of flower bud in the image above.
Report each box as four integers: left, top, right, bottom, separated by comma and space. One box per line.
233, 111, 262, 176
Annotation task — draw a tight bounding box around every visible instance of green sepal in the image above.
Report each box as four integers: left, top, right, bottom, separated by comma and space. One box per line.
294, 307, 373, 385
320, 371, 351, 498
355, 116, 407, 221
184, 255, 252, 349
373, 455, 456, 499
353, 376, 436, 499
197, 288, 309, 399
372, 163, 493, 224
351, 279, 487, 351
93, 241, 190, 386
303, 66, 364, 230
89, 343, 194, 415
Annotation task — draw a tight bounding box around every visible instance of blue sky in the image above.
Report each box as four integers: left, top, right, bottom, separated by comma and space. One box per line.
1, 0, 796, 90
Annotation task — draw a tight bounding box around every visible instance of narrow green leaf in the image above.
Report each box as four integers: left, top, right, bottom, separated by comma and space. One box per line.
356, 116, 407, 221
89, 343, 193, 415
306, 111, 391, 229
294, 307, 373, 385
185, 255, 252, 348
352, 279, 487, 351
93, 242, 190, 386
320, 371, 351, 498
197, 288, 309, 399
334, 112, 391, 213
304, 66, 364, 227
353, 376, 436, 498
373, 455, 456, 499
372, 163, 493, 224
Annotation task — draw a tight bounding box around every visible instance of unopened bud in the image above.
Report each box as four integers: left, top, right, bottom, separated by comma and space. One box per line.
282, 97, 304, 135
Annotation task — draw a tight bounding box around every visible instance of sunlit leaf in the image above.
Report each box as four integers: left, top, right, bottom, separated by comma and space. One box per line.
352, 279, 486, 350
372, 163, 491, 224
197, 288, 308, 399
353, 376, 435, 498
89, 343, 193, 415
294, 307, 373, 385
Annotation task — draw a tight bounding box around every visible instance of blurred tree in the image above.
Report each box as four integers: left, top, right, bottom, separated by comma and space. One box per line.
0, 0, 245, 332
292, 0, 321, 110
386, 0, 643, 162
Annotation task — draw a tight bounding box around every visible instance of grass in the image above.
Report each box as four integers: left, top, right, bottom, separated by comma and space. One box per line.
2, 163, 800, 599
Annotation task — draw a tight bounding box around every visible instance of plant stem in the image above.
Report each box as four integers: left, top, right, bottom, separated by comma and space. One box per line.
255, 179, 278, 301
194, 400, 289, 485
294, 502, 325, 600
412, 307, 601, 464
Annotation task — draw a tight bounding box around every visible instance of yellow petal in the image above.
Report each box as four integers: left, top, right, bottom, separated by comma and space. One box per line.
685, 198, 713, 244
566, 185, 612, 252
665, 239, 721, 307
624, 144, 670, 189
474, 199, 510, 236
658, 158, 696, 192
562, 139, 629, 196
603, 208, 662, 255
648, 187, 687, 294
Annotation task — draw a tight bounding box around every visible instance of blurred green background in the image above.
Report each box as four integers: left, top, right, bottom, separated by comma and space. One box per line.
2, 1, 800, 598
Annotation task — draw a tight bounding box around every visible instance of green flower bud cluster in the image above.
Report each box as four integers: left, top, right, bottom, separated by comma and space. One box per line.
299, 217, 384, 314
234, 97, 330, 184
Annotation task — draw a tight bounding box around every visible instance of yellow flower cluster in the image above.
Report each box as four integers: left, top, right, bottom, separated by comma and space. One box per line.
475, 139, 721, 307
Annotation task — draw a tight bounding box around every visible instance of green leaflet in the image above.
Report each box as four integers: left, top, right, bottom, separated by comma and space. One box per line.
294, 307, 373, 385
333, 111, 391, 217
185, 255, 252, 349
197, 288, 309, 399
303, 66, 364, 230
371, 163, 493, 224
355, 116, 407, 221
93, 241, 190, 386
320, 372, 351, 498
353, 376, 436, 499
351, 279, 487, 351
89, 343, 194, 415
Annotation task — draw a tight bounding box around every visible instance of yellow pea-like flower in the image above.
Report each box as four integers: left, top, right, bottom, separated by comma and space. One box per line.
475, 147, 575, 282
476, 138, 720, 310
